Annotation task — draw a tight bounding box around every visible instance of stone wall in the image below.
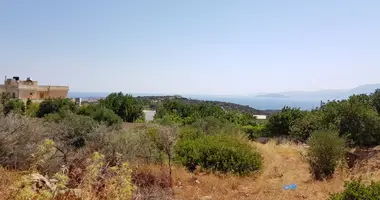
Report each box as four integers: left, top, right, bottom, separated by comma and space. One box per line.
0, 85, 5, 94
38, 86, 69, 99
0, 83, 69, 100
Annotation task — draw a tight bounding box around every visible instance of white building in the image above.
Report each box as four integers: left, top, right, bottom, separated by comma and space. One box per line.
143, 110, 156, 122
253, 115, 267, 120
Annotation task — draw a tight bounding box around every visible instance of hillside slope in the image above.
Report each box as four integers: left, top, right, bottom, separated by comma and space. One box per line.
136, 96, 274, 115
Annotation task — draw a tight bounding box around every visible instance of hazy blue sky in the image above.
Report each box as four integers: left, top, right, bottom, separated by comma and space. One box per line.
1, 0, 380, 95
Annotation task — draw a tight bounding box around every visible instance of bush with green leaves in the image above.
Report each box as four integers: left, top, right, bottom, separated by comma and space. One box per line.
155, 99, 258, 126
290, 111, 322, 142
99, 92, 144, 122
372, 89, 380, 115
338, 98, 380, 147
265, 106, 305, 136
175, 135, 262, 175
78, 104, 122, 127
37, 98, 78, 118
329, 180, 380, 200
3, 99, 25, 115
318, 95, 380, 147
26, 102, 39, 117
242, 125, 265, 140
191, 116, 225, 135
307, 130, 345, 180
155, 114, 184, 125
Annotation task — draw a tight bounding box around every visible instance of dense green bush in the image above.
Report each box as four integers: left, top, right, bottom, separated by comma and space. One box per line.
175, 135, 262, 175
26, 102, 39, 117
290, 111, 321, 141
372, 89, 380, 114
265, 106, 305, 136
155, 114, 184, 125
155, 99, 258, 126
37, 98, 77, 117
99, 92, 143, 122
338, 99, 380, 146
242, 125, 265, 140
78, 104, 122, 127
329, 180, 380, 200
3, 99, 25, 115
177, 126, 199, 140
317, 95, 380, 146
307, 130, 345, 180
191, 116, 225, 135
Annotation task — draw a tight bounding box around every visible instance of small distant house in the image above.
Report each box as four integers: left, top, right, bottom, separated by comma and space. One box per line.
253, 114, 267, 120
0, 76, 69, 101
143, 110, 156, 122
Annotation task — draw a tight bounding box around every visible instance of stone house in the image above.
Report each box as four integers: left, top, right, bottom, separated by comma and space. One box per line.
0, 76, 69, 101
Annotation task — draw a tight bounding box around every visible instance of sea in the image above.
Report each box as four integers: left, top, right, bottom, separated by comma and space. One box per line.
69, 92, 321, 110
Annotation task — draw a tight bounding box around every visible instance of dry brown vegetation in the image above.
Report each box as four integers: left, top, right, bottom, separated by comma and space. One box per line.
169, 140, 380, 200
2, 140, 380, 200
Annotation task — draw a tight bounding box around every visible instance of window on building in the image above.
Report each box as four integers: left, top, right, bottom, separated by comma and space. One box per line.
30, 92, 33, 95
12, 92, 16, 98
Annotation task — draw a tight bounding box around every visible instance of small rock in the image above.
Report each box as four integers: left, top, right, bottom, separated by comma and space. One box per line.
29, 173, 56, 191
195, 180, 201, 184
256, 137, 270, 144
49, 179, 58, 184
200, 196, 212, 200
70, 189, 82, 198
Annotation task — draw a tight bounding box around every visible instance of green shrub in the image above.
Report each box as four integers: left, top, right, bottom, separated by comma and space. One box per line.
329, 180, 380, 200
78, 104, 122, 127
156, 114, 184, 125
3, 99, 25, 115
242, 125, 265, 140
191, 116, 224, 135
265, 106, 305, 136
290, 111, 322, 141
175, 135, 262, 175
99, 92, 143, 122
37, 98, 77, 118
307, 130, 345, 180
372, 89, 380, 115
26, 102, 39, 117
338, 100, 380, 147
178, 126, 199, 140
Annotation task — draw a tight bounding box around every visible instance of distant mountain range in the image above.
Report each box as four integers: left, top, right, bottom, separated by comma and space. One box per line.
252, 83, 380, 101
69, 83, 380, 110
255, 93, 288, 98
136, 96, 273, 115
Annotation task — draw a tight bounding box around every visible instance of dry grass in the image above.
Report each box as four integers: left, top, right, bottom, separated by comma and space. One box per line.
171, 140, 380, 200
0, 167, 23, 199
1, 140, 380, 200
122, 123, 146, 130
